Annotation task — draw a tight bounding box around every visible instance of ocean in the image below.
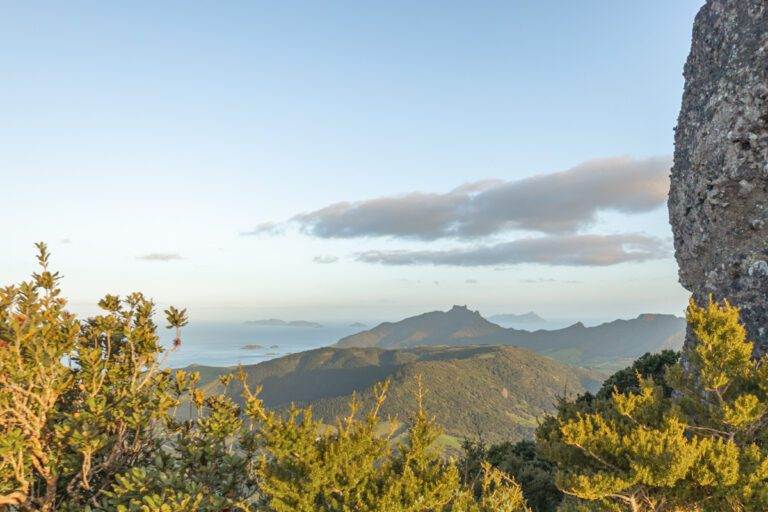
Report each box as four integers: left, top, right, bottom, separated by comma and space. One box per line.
158, 322, 364, 368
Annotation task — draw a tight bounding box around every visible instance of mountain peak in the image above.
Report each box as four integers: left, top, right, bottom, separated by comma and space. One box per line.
636, 313, 679, 321
335, 305, 501, 349
448, 304, 479, 316
489, 311, 546, 323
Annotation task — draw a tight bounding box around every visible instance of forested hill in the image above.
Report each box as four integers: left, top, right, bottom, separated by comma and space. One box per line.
335, 306, 684, 371
334, 305, 503, 349
192, 345, 602, 445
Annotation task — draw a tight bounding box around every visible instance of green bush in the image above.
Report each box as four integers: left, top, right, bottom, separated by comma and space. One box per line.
538, 299, 768, 511
0, 244, 529, 512
0, 243, 188, 511
461, 439, 561, 512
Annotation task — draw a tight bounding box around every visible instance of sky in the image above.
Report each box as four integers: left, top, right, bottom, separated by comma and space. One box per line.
1, 1, 705, 323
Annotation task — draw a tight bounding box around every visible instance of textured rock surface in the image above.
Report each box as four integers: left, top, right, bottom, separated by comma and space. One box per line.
669, 0, 768, 352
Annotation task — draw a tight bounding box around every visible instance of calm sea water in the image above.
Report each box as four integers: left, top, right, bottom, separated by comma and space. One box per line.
158, 322, 364, 368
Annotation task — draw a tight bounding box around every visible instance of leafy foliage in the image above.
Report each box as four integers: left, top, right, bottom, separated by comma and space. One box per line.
0, 243, 186, 511
461, 440, 561, 512
0, 244, 529, 512
594, 350, 679, 400
538, 299, 768, 511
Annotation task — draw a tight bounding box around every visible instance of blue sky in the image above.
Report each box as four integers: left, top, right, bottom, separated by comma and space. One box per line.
1, 1, 703, 322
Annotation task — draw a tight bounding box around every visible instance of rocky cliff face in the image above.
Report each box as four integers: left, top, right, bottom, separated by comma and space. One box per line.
669, 0, 768, 352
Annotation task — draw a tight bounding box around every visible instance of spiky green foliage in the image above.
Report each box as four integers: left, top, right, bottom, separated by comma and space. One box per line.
245, 376, 530, 512
538, 299, 768, 511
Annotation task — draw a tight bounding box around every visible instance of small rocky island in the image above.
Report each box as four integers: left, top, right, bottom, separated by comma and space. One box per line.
242, 343, 280, 350
245, 319, 323, 328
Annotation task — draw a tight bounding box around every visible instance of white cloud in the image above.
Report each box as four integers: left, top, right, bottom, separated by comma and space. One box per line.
136, 253, 185, 262
241, 221, 285, 236
313, 255, 339, 264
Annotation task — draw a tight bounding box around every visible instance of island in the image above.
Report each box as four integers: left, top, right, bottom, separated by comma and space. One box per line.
244, 319, 323, 328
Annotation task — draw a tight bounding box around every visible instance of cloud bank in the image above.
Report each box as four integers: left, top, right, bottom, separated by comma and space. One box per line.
243, 156, 672, 268
136, 253, 185, 262
291, 156, 670, 240
355, 234, 669, 267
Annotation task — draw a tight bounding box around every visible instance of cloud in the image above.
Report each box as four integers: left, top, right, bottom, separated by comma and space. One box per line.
241, 221, 285, 236
136, 253, 185, 262
288, 156, 670, 240
465, 279, 478, 284
60, 238, 72, 244
355, 234, 670, 267
518, 278, 582, 284
313, 255, 339, 264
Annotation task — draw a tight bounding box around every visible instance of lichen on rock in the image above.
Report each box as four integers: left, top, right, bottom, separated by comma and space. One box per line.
668, 0, 768, 353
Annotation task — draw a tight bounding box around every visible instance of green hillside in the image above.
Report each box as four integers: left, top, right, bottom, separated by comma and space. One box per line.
194, 345, 602, 445
335, 305, 504, 349
336, 306, 685, 371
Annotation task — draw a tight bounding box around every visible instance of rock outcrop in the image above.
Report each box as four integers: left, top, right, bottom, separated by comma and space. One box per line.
669, 0, 768, 353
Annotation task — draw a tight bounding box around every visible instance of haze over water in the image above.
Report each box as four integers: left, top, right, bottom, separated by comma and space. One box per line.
158, 312, 633, 368
160, 322, 363, 368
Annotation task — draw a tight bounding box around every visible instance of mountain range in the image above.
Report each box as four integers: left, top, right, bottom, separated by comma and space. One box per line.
336, 305, 685, 371
184, 305, 684, 448
189, 344, 602, 446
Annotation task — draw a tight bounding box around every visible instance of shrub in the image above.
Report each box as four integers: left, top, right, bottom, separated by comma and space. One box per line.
461, 439, 561, 512
538, 299, 768, 511
0, 243, 188, 511
0, 244, 529, 512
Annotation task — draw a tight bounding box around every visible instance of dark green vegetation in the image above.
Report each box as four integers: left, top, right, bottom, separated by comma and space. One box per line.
462, 440, 561, 512
336, 305, 684, 371
594, 349, 680, 400
193, 345, 602, 445
460, 351, 684, 512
